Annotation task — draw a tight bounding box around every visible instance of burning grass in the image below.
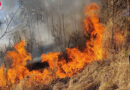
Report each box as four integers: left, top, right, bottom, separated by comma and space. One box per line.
0, 3, 106, 89
0, 2, 129, 89
51, 52, 129, 90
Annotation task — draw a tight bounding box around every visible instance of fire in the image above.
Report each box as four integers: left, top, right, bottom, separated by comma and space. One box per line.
0, 3, 105, 88
0, 65, 6, 87
6, 40, 32, 84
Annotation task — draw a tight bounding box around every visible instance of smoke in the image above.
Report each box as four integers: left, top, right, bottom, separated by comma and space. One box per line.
0, 0, 98, 53
22, 0, 91, 15
2, 0, 18, 13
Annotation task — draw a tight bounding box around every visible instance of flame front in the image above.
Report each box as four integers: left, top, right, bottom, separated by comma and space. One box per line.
0, 3, 105, 88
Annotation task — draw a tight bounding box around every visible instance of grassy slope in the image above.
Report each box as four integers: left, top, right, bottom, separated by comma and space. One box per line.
51, 50, 129, 90
14, 48, 129, 90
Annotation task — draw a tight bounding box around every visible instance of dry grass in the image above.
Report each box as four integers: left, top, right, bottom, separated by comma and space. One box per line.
0, 0, 129, 90
1, 18, 130, 90
12, 48, 129, 90
51, 50, 129, 90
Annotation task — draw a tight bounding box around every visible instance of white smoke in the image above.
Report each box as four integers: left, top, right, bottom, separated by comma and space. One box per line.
0, 0, 97, 51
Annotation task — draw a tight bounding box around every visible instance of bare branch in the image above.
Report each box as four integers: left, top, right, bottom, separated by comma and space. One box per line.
0, 7, 20, 39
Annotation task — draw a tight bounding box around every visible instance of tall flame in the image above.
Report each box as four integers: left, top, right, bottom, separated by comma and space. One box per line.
0, 3, 105, 88
6, 40, 32, 84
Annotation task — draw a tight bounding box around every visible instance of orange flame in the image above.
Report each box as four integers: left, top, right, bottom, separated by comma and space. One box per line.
41, 3, 105, 78
6, 40, 32, 84
0, 3, 105, 88
0, 65, 6, 87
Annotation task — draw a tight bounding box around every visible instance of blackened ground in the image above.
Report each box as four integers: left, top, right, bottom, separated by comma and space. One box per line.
26, 61, 49, 71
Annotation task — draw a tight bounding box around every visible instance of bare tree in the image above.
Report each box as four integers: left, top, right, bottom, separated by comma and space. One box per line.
0, 6, 20, 39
